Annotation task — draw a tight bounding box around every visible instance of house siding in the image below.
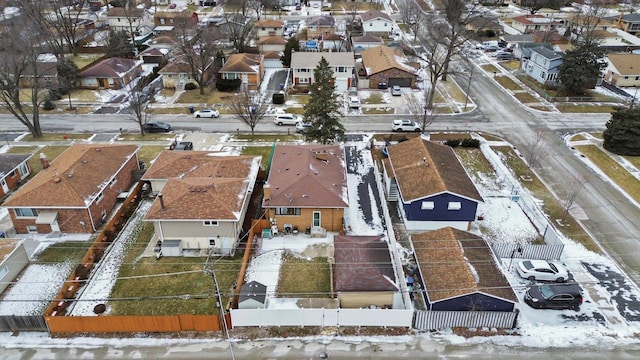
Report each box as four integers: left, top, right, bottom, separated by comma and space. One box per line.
362, 19, 393, 36
0, 242, 29, 294
429, 293, 515, 312
265, 207, 344, 232
0, 160, 30, 198
338, 291, 394, 308
154, 220, 238, 252
403, 193, 478, 223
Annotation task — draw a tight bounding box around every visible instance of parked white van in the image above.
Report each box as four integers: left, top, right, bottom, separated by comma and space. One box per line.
274, 113, 302, 126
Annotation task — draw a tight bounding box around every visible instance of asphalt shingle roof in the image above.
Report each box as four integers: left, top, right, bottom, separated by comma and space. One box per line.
333, 235, 398, 292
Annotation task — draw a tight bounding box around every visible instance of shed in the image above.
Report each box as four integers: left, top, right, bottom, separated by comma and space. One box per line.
238, 281, 267, 309
161, 239, 182, 257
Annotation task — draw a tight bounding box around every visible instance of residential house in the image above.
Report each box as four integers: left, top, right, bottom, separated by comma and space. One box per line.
257, 36, 288, 53
18, 61, 58, 89
254, 19, 285, 38
412, 227, 518, 311
159, 55, 214, 89
565, 13, 613, 34
360, 10, 394, 37
263, 51, 284, 69
321, 33, 347, 52
142, 151, 261, 256
382, 136, 483, 231
0, 240, 29, 294
153, 10, 198, 33
510, 14, 562, 34
218, 53, 264, 90
238, 281, 267, 309
78, 57, 143, 89
106, 7, 152, 34
611, 13, 640, 36
333, 235, 399, 309
351, 34, 384, 54
3, 144, 139, 234
605, 53, 640, 87
522, 46, 564, 87
359, 45, 417, 88
513, 41, 553, 61
290, 52, 355, 91
138, 47, 169, 65
0, 153, 32, 199
530, 31, 569, 45
262, 144, 348, 234
306, 15, 336, 39
466, 16, 503, 37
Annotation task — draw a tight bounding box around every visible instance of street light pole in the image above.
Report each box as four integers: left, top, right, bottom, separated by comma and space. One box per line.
210, 269, 236, 360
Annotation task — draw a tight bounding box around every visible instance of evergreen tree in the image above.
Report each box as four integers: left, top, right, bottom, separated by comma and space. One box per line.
106, 30, 135, 58
281, 36, 299, 67
303, 57, 345, 144
57, 59, 79, 110
603, 106, 640, 156
558, 43, 606, 96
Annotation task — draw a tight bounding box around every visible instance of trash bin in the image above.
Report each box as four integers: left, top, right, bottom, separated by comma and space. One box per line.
189, 106, 195, 113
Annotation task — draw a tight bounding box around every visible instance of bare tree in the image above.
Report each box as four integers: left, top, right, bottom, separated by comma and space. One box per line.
226, 88, 270, 135
0, 19, 48, 138
174, 25, 222, 95
405, 87, 435, 133
569, 0, 608, 47
563, 175, 591, 214
219, 11, 252, 53
519, 0, 559, 15
520, 129, 549, 170
128, 89, 153, 136
20, 0, 89, 58
396, 0, 425, 38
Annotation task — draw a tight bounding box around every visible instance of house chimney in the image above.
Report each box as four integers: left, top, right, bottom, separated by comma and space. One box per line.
158, 193, 165, 211
39, 153, 49, 169
263, 183, 270, 200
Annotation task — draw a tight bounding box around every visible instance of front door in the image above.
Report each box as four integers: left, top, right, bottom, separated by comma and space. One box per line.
312, 211, 321, 227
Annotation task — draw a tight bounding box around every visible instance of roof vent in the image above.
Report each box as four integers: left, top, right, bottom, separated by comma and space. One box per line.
53, 177, 61, 183
95, 148, 101, 152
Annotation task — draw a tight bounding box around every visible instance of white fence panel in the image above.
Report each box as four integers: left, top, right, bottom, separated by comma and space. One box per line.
230, 308, 413, 328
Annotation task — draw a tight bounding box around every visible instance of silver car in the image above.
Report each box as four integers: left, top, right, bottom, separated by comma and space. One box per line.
517, 259, 569, 282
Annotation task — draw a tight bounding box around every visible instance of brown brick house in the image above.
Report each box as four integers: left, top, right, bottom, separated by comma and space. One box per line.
360, 45, 418, 88
0, 153, 33, 199
3, 144, 139, 234
262, 144, 348, 234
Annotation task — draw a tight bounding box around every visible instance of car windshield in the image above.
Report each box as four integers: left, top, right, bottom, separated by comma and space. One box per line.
538, 285, 554, 299
522, 260, 533, 269
548, 263, 558, 272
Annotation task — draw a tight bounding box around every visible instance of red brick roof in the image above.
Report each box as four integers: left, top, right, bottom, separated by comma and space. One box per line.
4, 144, 138, 208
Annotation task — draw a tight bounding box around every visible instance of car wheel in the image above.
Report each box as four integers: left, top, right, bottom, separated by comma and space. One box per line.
556, 277, 565, 283
414, 128, 421, 132
196, 115, 201, 118
527, 276, 536, 281
277, 122, 283, 126
570, 303, 579, 311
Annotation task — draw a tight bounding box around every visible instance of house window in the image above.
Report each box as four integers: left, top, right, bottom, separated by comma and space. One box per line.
109, 178, 117, 188
624, 76, 629, 80
27, 225, 37, 233
209, 238, 216, 246
384, 23, 387, 27
18, 163, 29, 177
160, 19, 165, 24
448, 202, 462, 210
275, 207, 301, 215
636, 76, 640, 81
540, 71, 546, 79
15, 208, 37, 217
421, 201, 435, 210
170, 18, 174, 24
204, 220, 219, 226
101, 209, 107, 220
261, 27, 266, 30
0, 266, 7, 280
96, 192, 104, 203
299, 78, 309, 84
337, 66, 345, 72
369, 23, 373, 27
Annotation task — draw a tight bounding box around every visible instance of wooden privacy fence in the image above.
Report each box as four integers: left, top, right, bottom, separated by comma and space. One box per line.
46, 315, 221, 333
413, 310, 518, 330
490, 243, 564, 261
231, 218, 268, 309
0, 315, 48, 332
45, 182, 144, 317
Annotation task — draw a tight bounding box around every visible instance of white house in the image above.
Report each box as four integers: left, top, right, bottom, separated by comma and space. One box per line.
254, 19, 285, 38
290, 52, 355, 92
106, 7, 152, 34
351, 34, 385, 54
522, 46, 564, 87
605, 53, 640, 87
360, 10, 394, 36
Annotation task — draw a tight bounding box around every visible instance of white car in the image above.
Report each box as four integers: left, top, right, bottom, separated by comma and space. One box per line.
517, 259, 569, 282
392, 119, 421, 132
348, 95, 360, 108
274, 113, 302, 126
193, 109, 219, 118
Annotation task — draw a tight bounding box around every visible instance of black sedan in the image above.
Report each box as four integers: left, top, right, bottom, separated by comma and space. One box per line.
174, 141, 193, 151
143, 121, 172, 133
524, 283, 584, 311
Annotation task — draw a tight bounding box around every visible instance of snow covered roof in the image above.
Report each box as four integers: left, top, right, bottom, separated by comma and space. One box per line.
78, 57, 142, 78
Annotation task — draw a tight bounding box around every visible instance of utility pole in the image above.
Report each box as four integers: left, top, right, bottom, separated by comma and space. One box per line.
208, 268, 236, 360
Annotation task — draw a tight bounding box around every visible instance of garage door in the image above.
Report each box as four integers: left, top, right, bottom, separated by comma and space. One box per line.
388, 77, 412, 87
